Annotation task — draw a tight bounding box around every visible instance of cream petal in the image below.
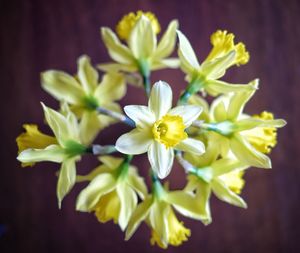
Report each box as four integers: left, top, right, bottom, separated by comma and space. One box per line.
169, 105, 202, 127
98, 156, 123, 170
124, 105, 155, 129
125, 197, 153, 240
235, 118, 287, 132
101, 27, 134, 64
128, 15, 156, 59
154, 20, 178, 59
76, 173, 116, 211
148, 142, 174, 179
97, 62, 137, 72
79, 111, 100, 145
127, 167, 148, 199
195, 181, 212, 225
117, 183, 138, 231
176, 138, 205, 155
151, 58, 180, 70
77, 55, 98, 94
41, 71, 83, 104
212, 178, 247, 208
116, 129, 152, 155
57, 157, 77, 208
230, 133, 271, 168
177, 30, 200, 73
17, 144, 65, 163
212, 158, 246, 177
227, 79, 259, 120
94, 73, 126, 104
148, 81, 172, 120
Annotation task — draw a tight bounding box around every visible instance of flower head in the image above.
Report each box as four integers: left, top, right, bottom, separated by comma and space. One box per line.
99, 13, 179, 75
17, 104, 86, 207
41, 55, 126, 145
177, 30, 254, 97
115, 81, 205, 178
76, 155, 147, 231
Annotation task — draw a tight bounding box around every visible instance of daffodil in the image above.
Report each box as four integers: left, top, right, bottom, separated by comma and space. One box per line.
115, 81, 205, 179
99, 11, 179, 88
76, 155, 147, 231
177, 30, 254, 101
41, 55, 126, 145
184, 145, 249, 223
16, 124, 57, 167
125, 179, 206, 249
206, 80, 286, 168
17, 103, 87, 207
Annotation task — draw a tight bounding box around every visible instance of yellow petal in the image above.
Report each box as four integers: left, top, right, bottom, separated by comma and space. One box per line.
219, 170, 245, 194
41, 71, 83, 104
79, 111, 100, 145
77, 55, 98, 94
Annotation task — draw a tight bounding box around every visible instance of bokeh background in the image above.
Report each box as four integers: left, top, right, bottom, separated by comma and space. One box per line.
0, 0, 299, 252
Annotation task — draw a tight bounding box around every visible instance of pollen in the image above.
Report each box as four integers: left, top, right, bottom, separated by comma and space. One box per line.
116, 11, 161, 40
152, 115, 187, 148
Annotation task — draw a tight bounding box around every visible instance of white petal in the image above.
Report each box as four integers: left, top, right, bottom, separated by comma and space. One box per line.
148, 142, 174, 179
115, 129, 152, 155
169, 105, 202, 127
124, 105, 155, 129
148, 81, 172, 119
176, 138, 205, 155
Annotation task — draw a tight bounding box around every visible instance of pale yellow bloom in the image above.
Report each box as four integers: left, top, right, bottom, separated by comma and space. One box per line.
76, 156, 147, 231
219, 170, 245, 195
115, 81, 205, 179
208, 81, 286, 168
125, 182, 205, 249
99, 14, 179, 75
177, 30, 254, 98
16, 124, 57, 167
41, 55, 126, 145
116, 11, 161, 40
17, 104, 86, 208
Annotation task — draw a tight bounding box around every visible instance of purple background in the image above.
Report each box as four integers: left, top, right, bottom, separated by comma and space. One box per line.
0, 0, 299, 252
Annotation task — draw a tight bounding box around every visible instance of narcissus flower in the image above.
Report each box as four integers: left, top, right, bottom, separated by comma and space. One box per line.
125, 179, 206, 249
17, 104, 87, 207
115, 81, 205, 178
207, 81, 286, 168
99, 13, 179, 76
177, 30, 254, 99
41, 55, 125, 145
76, 155, 147, 231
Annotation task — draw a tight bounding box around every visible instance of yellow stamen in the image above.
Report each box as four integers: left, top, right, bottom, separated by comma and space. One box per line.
93, 190, 120, 224
219, 171, 245, 194
16, 124, 57, 167
206, 30, 249, 66
246, 111, 277, 154
116, 11, 161, 40
150, 209, 191, 248
152, 115, 187, 148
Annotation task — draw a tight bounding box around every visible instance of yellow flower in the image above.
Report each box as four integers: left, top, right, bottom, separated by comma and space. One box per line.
116, 11, 161, 40
99, 14, 179, 75
125, 181, 204, 249
242, 111, 277, 154
207, 81, 286, 168
41, 55, 126, 145
177, 30, 254, 99
17, 104, 86, 208
115, 81, 205, 179
219, 170, 245, 195
16, 124, 57, 167
76, 155, 147, 231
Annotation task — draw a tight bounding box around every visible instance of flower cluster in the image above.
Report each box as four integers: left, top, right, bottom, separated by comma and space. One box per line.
16, 11, 286, 249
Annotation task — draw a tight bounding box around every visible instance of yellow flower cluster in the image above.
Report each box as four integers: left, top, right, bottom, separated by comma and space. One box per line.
15, 10, 286, 249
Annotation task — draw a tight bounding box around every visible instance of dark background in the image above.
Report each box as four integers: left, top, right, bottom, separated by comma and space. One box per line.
0, 0, 299, 252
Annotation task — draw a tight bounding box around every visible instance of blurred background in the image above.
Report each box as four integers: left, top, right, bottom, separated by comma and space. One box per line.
0, 0, 299, 252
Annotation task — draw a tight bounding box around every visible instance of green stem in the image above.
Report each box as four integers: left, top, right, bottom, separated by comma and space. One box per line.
178, 78, 204, 105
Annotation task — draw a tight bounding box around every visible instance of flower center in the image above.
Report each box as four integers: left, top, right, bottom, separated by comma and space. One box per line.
116, 11, 161, 40
152, 115, 187, 148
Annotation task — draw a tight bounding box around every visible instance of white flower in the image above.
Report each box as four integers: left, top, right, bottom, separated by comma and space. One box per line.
115, 81, 205, 179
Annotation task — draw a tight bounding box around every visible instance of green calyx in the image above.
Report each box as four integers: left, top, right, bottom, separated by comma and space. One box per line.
115, 155, 133, 180
138, 59, 151, 97
151, 172, 165, 200
203, 121, 235, 137
64, 140, 88, 157
82, 95, 99, 111
179, 76, 205, 104
189, 166, 213, 183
